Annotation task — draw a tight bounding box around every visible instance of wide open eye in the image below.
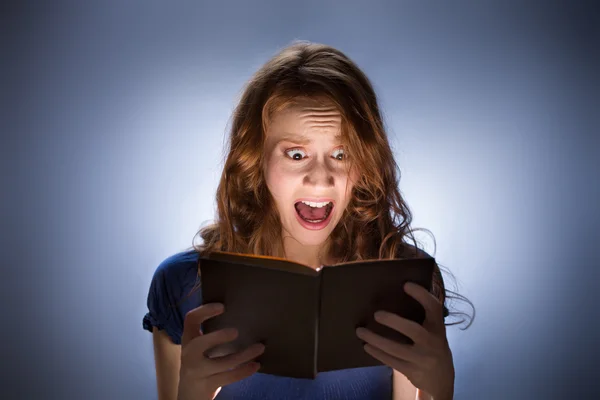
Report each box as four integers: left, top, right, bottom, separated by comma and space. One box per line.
285, 148, 307, 161
332, 148, 346, 161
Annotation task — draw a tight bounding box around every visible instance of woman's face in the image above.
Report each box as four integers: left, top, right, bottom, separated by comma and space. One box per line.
264, 103, 359, 247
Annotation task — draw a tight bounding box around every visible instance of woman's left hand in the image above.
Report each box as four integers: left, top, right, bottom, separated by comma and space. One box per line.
356, 282, 455, 400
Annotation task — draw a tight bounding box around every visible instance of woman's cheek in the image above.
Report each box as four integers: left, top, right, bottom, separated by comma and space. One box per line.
266, 170, 293, 199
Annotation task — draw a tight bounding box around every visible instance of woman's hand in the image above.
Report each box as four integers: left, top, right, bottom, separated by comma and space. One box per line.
356, 282, 454, 400
178, 303, 265, 400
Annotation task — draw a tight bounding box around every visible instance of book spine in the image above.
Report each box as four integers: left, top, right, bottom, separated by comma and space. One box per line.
314, 272, 323, 376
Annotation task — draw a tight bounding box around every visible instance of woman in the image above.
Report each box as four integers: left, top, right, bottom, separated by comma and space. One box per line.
143, 41, 473, 400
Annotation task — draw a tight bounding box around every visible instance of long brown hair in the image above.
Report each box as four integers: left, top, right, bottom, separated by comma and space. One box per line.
187, 41, 474, 327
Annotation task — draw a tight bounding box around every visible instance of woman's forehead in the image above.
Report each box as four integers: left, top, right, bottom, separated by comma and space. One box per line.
262, 97, 350, 147
271, 106, 341, 125
265, 109, 342, 144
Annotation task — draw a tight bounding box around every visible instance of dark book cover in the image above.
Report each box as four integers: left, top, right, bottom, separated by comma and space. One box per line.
199, 251, 435, 379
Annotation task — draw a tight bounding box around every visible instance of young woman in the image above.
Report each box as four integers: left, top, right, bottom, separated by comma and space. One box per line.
143, 41, 473, 400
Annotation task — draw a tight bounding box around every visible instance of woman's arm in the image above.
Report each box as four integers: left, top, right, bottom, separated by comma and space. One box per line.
393, 370, 418, 399
394, 370, 449, 400
152, 327, 182, 400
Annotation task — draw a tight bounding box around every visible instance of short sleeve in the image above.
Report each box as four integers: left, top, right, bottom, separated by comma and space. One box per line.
142, 250, 202, 344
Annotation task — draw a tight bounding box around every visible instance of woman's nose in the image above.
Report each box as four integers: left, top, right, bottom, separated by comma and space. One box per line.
303, 161, 335, 187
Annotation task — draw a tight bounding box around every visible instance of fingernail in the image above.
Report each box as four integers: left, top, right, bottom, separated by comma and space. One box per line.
374, 311, 387, 320
211, 303, 224, 312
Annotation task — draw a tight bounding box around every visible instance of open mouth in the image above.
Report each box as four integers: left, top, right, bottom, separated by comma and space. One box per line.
294, 200, 334, 224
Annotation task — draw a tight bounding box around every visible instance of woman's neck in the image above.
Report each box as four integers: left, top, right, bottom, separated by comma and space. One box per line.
281, 238, 332, 269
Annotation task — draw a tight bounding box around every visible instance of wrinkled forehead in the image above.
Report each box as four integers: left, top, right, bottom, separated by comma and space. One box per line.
264, 96, 341, 125
264, 97, 344, 137
271, 107, 341, 132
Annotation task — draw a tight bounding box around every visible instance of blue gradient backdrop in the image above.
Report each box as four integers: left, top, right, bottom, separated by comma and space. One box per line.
2, 1, 598, 399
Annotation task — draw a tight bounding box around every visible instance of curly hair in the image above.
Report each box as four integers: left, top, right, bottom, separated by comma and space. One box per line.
186, 41, 474, 328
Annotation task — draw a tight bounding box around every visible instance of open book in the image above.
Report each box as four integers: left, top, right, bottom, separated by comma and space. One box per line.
198, 251, 435, 379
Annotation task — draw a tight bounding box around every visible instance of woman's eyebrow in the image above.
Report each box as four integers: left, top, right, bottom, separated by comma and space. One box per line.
275, 134, 311, 145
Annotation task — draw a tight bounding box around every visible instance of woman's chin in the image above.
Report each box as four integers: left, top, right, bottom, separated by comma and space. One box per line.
296, 234, 329, 247
287, 220, 336, 246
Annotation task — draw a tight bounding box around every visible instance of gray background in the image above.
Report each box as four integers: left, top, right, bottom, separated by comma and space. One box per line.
2, 1, 598, 399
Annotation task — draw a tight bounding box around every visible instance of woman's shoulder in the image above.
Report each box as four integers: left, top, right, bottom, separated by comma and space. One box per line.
151, 248, 200, 286
147, 248, 202, 313
396, 241, 432, 259
143, 249, 202, 343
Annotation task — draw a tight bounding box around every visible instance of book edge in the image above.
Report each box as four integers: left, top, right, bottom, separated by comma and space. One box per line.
324, 255, 435, 268
202, 251, 319, 277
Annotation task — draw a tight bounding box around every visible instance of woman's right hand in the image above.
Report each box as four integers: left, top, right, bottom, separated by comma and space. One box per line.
177, 303, 265, 400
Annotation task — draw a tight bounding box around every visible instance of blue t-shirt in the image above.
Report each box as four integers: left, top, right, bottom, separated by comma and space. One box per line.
143, 250, 393, 400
